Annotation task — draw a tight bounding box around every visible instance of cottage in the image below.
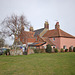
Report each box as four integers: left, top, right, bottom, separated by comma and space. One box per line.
19, 21, 75, 50
43, 22, 75, 49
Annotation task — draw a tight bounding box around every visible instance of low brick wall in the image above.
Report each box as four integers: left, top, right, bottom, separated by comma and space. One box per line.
27, 47, 34, 55
10, 49, 23, 55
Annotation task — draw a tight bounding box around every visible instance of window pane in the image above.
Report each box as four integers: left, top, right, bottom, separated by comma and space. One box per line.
53, 38, 55, 41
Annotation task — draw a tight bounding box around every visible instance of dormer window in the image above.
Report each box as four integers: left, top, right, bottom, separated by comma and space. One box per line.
53, 37, 55, 41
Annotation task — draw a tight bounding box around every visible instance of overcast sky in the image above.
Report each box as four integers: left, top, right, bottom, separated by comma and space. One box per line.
0, 0, 75, 45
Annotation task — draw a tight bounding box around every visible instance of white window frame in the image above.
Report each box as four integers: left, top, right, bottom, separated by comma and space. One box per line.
63, 45, 66, 49
53, 46, 55, 49
53, 37, 55, 41
71, 46, 73, 50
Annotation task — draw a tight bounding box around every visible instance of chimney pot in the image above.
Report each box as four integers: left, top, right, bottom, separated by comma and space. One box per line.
44, 21, 49, 29
55, 22, 60, 29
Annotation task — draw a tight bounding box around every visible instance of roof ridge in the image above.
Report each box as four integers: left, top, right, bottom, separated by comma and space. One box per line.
42, 28, 75, 38
39, 36, 45, 42
60, 29, 75, 37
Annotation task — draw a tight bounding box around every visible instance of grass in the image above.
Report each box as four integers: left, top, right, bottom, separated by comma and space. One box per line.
0, 52, 75, 75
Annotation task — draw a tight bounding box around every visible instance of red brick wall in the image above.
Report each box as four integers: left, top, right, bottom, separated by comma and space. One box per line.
50, 37, 60, 49
60, 37, 75, 49
50, 37, 75, 49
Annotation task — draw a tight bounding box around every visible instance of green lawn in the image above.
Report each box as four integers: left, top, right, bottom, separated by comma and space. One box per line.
0, 52, 75, 75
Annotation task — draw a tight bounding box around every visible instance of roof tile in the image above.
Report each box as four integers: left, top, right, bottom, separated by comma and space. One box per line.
43, 29, 75, 38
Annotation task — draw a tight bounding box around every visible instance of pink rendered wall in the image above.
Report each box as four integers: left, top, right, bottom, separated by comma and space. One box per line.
50, 38, 60, 49
60, 37, 75, 49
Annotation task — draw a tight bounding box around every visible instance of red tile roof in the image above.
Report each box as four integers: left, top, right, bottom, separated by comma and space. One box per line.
43, 28, 75, 38
34, 36, 55, 46
28, 42, 46, 47
27, 38, 36, 43
35, 43, 44, 46
23, 31, 35, 38
41, 37, 55, 46
20, 31, 35, 44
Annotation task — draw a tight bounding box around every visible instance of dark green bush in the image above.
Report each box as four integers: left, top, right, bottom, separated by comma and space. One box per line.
40, 49, 45, 53
33, 48, 45, 53
73, 47, 75, 52
45, 44, 52, 53
65, 49, 68, 52
54, 48, 58, 53
60, 48, 64, 52
23, 51, 27, 55
34, 49, 40, 53
4, 49, 10, 55
69, 47, 72, 52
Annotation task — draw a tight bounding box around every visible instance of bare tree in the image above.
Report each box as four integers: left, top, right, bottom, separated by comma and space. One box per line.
0, 38, 5, 48
1, 14, 30, 50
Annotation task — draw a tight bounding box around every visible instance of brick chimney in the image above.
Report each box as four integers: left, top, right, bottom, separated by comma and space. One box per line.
29, 26, 34, 31
44, 21, 49, 29
55, 22, 60, 29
